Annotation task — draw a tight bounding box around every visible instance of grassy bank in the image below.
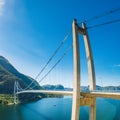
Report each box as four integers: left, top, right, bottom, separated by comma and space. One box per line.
0, 94, 14, 105
0, 93, 63, 105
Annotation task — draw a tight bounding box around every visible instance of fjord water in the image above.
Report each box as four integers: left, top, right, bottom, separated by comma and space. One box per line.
0, 98, 120, 120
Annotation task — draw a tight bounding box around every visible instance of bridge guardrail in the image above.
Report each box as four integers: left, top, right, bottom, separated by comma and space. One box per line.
80, 90, 120, 93
90, 90, 120, 93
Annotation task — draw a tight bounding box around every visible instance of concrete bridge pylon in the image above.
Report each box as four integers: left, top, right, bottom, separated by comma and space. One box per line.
71, 19, 96, 120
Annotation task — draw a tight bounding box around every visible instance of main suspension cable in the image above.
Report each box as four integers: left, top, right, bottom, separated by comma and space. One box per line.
87, 18, 120, 29
24, 31, 71, 90
78, 6, 120, 24
31, 45, 73, 89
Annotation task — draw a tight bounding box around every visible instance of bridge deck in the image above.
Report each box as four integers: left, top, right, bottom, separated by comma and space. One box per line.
17, 90, 120, 99
17, 90, 73, 96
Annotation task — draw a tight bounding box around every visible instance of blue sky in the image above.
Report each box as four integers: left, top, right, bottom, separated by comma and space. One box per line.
0, 0, 120, 87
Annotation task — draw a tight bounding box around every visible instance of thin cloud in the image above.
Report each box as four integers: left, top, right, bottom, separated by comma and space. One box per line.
0, 0, 5, 16
113, 64, 120, 67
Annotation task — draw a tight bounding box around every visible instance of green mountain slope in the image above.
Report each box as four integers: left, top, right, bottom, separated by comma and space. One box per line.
0, 56, 41, 94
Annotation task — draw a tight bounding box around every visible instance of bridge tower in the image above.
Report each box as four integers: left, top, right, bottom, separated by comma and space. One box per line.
14, 81, 18, 104
71, 19, 96, 120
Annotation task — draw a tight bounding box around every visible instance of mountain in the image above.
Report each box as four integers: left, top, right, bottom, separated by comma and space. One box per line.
0, 56, 41, 94
42, 84, 120, 92
80, 85, 120, 91
42, 84, 64, 90
102, 86, 120, 90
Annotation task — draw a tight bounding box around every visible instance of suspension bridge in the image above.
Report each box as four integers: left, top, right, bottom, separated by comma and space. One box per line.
13, 7, 120, 120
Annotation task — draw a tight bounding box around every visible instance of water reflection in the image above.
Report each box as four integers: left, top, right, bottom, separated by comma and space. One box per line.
0, 98, 120, 120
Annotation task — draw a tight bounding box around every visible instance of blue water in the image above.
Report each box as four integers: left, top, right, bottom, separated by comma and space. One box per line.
0, 98, 120, 120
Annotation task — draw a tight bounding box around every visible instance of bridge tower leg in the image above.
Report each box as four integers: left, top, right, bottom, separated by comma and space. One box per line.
14, 81, 18, 104
82, 23, 96, 120
71, 19, 80, 120
71, 19, 96, 120
14, 81, 17, 104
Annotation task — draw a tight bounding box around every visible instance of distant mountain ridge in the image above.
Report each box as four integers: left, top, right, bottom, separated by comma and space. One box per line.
42, 84, 64, 90
42, 84, 120, 91
0, 56, 41, 94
